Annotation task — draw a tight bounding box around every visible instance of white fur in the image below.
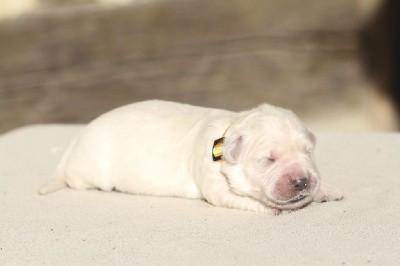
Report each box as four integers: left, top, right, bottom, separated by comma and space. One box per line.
40, 100, 343, 214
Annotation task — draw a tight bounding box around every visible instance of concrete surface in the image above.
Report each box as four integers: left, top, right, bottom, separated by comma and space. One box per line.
1, 125, 400, 264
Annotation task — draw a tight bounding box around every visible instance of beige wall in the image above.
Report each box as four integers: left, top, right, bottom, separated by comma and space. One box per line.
0, 0, 396, 133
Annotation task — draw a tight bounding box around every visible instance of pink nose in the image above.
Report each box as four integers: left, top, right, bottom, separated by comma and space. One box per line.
291, 177, 308, 191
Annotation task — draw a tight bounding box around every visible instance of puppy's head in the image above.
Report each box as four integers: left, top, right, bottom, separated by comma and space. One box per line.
220, 104, 320, 210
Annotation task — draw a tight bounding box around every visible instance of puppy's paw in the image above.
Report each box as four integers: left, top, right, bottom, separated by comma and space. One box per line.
269, 208, 282, 216
313, 185, 344, 203
258, 204, 281, 215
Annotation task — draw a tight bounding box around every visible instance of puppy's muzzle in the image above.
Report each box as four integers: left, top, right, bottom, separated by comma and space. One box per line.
272, 170, 316, 205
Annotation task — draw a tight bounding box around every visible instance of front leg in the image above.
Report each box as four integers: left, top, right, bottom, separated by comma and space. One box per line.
313, 184, 344, 203
200, 178, 280, 215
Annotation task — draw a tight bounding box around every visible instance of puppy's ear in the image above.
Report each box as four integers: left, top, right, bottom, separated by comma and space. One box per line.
223, 134, 244, 163
309, 132, 317, 145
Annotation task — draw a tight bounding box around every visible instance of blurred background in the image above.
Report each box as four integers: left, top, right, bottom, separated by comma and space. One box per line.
0, 0, 399, 134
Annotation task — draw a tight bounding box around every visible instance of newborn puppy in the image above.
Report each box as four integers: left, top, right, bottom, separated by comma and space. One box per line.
39, 100, 343, 214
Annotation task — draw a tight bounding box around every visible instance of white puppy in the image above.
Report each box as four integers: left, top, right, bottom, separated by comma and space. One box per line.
39, 100, 343, 214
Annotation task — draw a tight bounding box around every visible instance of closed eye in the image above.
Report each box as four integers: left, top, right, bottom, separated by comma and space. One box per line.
257, 155, 276, 166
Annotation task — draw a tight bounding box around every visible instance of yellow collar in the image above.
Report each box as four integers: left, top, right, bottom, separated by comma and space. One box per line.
212, 127, 229, 162
212, 137, 225, 161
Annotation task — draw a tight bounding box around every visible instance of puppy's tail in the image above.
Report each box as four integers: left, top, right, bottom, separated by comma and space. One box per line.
39, 138, 77, 195
39, 176, 67, 195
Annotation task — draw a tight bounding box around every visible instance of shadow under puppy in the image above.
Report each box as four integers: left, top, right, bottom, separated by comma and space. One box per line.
40, 100, 343, 214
